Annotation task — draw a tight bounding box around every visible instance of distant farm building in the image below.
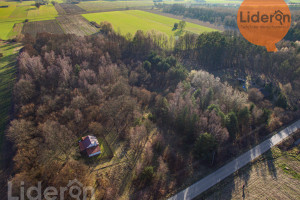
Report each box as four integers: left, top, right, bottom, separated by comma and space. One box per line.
79, 135, 101, 157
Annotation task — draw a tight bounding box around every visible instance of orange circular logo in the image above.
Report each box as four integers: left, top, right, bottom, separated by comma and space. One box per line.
237, 0, 291, 52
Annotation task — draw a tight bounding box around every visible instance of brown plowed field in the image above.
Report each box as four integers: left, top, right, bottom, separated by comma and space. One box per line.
60, 3, 86, 14
56, 15, 98, 36
54, 3, 66, 15
22, 20, 64, 37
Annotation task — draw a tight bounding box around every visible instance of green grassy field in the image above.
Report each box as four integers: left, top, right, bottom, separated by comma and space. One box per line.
204, 0, 241, 4
78, 0, 154, 11
0, 41, 21, 159
82, 10, 217, 37
0, 1, 58, 40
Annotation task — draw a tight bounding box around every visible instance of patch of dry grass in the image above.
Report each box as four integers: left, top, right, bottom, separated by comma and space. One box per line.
197, 145, 300, 200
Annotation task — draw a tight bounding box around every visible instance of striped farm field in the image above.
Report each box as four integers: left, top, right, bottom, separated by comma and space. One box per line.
82, 10, 218, 37
22, 20, 64, 37
57, 15, 99, 36
0, 1, 58, 40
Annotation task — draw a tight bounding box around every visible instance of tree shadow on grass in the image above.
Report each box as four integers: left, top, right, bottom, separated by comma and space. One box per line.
0, 55, 18, 200
2, 44, 20, 51
0, 53, 18, 65
194, 173, 237, 200
260, 150, 278, 180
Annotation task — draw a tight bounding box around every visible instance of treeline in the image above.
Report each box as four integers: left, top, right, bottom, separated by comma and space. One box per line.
162, 4, 238, 28
284, 10, 300, 41
285, 23, 300, 41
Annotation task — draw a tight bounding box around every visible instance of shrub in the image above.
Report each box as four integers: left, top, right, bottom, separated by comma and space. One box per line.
100, 21, 113, 34
261, 108, 272, 125
172, 23, 179, 31
225, 112, 239, 140
140, 166, 154, 184
35, 3, 41, 9
276, 93, 288, 109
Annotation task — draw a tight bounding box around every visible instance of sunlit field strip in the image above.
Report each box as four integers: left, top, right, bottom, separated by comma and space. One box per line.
82, 10, 218, 38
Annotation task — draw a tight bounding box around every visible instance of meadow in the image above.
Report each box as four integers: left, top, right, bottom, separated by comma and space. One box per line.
82, 10, 217, 37
77, 0, 243, 12
290, 0, 300, 3
78, 0, 154, 11
0, 1, 58, 40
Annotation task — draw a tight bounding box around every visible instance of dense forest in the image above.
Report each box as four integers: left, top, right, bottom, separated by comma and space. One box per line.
5, 22, 300, 199
161, 4, 238, 28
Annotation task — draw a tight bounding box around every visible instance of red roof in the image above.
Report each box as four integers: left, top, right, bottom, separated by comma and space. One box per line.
86, 145, 101, 156
79, 135, 101, 156
79, 141, 86, 152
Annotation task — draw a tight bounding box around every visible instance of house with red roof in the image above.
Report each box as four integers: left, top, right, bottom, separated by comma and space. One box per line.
79, 135, 101, 157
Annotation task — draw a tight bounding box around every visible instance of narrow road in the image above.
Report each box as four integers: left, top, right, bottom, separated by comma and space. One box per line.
168, 119, 300, 200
